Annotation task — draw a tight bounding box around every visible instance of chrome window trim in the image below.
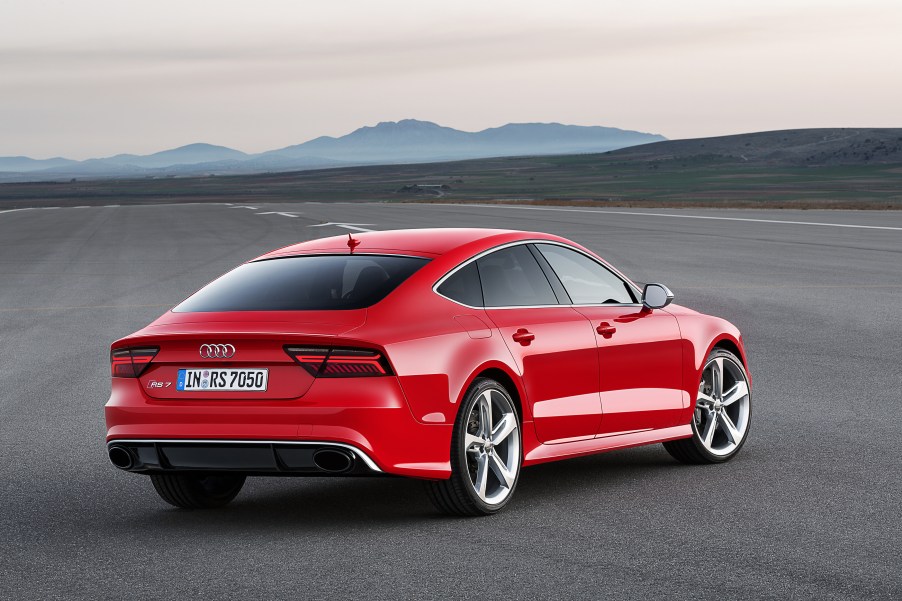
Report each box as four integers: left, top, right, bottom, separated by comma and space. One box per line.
432, 239, 643, 310
107, 439, 382, 472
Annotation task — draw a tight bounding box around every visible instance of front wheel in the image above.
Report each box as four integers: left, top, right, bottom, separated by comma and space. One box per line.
425, 378, 522, 516
664, 348, 751, 464
150, 473, 246, 509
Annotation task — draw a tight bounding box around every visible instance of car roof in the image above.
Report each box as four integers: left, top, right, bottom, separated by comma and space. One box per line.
256, 228, 556, 259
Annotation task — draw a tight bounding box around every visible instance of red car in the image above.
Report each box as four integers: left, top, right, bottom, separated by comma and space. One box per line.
106, 228, 751, 515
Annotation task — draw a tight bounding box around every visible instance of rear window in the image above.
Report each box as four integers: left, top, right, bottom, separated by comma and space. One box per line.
173, 255, 429, 312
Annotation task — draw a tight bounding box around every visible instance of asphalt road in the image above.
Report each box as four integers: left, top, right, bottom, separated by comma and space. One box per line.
1, 201, 900, 600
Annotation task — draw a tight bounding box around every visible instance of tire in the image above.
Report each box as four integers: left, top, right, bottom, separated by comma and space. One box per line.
150, 473, 246, 509
664, 347, 752, 464
425, 378, 522, 516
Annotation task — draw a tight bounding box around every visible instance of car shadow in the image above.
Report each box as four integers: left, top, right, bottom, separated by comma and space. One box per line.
110, 446, 687, 533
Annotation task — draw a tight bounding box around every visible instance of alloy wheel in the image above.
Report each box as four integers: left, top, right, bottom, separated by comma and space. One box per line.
463, 389, 520, 505
694, 355, 751, 456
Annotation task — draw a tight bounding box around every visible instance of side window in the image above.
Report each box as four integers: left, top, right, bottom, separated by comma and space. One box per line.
535, 243, 636, 305
476, 245, 559, 307
437, 262, 483, 307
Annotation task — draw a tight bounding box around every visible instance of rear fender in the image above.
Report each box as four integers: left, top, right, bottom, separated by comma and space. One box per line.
456, 360, 530, 421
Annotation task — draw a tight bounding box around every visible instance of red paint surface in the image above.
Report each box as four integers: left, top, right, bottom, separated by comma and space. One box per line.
574, 306, 684, 434
106, 229, 750, 479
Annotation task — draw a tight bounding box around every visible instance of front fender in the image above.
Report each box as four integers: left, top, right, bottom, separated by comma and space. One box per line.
667, 307, 750, 424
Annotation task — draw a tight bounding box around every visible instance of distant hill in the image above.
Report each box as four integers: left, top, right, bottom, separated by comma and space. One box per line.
0, 156, 78, 173
605, 128, 902, 166
4, 126, 902, 210
7, 125, 900, 190
100, 143, 249, 168
263, 119, 664, 163
0, 120, 664, 182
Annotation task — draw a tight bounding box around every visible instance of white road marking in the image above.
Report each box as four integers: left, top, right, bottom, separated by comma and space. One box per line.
230, 205, 259, 209
256, 211, 301, 218
449, 204, 902, 232
0, 202, 232, 216
0, 302, 175, 313
309, 222, 376, 232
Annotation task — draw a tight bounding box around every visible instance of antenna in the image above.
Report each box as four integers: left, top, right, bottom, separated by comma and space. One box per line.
347, 233, 361, 253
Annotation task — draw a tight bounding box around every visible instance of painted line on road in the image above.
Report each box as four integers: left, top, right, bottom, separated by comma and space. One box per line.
0, 202, 235, 215
681, 284, 902, 289
0, 303, 175, 313
309, 222, 376, 232
257, 211, 301, 218
444, 204, 902, 232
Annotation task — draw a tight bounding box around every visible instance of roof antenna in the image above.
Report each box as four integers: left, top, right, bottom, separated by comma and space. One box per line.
347, 233, 361, 253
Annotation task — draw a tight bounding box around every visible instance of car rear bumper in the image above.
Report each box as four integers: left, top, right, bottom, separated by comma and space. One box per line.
107, 439, 384, 476
105, 376, 453, 479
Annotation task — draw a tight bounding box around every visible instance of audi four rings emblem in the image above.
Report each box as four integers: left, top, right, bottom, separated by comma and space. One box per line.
199, 344, 236, 359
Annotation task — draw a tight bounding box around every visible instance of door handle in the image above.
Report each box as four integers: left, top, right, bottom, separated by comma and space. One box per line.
512, 328, 535, 345
597, 323, 617, 338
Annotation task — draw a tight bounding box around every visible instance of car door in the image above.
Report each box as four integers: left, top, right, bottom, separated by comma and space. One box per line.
475, 244, 602, 444
533, 243, 684, 435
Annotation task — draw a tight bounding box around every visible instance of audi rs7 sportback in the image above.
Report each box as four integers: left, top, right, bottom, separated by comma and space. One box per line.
106, 228, 751, 515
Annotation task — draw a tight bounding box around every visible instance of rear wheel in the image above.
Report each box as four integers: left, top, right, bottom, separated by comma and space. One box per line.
426, 378, 521, 516
664, 348, 751, 464
150, 473, 246, 509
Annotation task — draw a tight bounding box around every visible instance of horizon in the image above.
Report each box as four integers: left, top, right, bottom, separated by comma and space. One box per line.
3, 0, 902, 159
5, 119, 897, 163
3, 119, 670, 161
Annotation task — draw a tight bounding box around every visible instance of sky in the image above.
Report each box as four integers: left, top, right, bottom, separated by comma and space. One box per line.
2, 0, 901, 159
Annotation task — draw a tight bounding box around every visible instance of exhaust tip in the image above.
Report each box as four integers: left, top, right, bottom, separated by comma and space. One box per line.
313, 448, 354, 473
108, 446, 134, 470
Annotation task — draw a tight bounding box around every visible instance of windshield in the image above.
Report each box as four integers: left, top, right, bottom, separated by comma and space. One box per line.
173, 254, 429, 312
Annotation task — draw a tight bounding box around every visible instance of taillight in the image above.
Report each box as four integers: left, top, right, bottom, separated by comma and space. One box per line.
284, 346, 391, 377
111, 347, 159, 378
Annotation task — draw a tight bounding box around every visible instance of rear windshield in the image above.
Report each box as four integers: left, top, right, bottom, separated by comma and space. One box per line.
173, 254, 429, 312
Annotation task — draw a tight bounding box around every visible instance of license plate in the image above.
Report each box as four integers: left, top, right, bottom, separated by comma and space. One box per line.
176, 368, 268, 391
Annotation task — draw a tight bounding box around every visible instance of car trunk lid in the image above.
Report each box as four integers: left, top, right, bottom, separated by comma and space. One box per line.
121, 310, 366, 400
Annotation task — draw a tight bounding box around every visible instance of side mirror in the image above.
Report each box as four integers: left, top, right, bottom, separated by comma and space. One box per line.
642, 283, 674, 310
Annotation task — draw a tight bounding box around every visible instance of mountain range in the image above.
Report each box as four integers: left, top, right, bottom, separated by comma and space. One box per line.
0, 120, 665, 181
